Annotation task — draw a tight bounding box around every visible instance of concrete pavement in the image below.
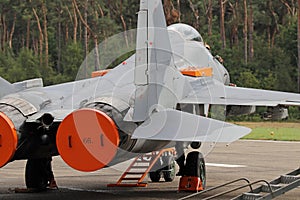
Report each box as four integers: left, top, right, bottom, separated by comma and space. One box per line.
0, 140, 300, 199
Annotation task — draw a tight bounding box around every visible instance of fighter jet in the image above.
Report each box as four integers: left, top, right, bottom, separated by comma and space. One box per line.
1, 0, 300, 191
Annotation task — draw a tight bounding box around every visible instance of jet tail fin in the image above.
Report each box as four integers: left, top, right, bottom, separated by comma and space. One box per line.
0, 77, 15, 98
133, 0, 184, 122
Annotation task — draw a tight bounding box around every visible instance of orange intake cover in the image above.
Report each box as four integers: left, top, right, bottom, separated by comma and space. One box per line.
56, 109, 119, 172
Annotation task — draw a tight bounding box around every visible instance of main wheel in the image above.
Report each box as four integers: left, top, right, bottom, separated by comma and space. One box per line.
191, 142, 201, 149
149, 171, 161, 182
162, 155, 176, 182
25, 158, 49, 190
149, 157, 163, 182
184, 151, 206, 189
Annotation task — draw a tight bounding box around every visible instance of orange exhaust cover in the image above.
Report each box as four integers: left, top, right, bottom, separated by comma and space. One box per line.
178, 176, 204, 192
56, 109, 119, 172
0, 112, 18, 168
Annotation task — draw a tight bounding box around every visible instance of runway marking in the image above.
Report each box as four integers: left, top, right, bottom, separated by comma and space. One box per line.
60, 186, 133, 195
206, 163, 246, 168
59, 186, 111, 193
240, 139, 300, 144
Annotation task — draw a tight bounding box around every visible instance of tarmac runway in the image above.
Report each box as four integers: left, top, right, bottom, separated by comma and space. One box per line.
0, 140, 300, 200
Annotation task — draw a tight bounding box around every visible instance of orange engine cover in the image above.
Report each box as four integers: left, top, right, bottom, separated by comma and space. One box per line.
0, 112, 18, 168
56, 109, 120, 172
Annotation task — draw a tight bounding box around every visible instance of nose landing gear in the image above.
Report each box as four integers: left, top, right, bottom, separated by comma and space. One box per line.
149, 153, 176, 183
178, 151, 206, 192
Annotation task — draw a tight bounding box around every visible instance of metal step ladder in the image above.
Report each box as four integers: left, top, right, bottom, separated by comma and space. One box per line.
233, 168, 300, 200
179, 168, 300, 200
107, 148, 175, 187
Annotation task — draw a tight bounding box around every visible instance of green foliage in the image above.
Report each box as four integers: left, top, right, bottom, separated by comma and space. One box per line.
0, 0, 297, 93
236, 70, 260, 88
98, 17, 122, 41
249, 45, 295, 91
277, 19, 297, 66
0, 49, 16, 80
242, 127, 300, 141
61, 42, 84, 82
261, 71, 277, 90
0, 48, 41, 83
12, 48, 41, 82
288, 106, 300, 120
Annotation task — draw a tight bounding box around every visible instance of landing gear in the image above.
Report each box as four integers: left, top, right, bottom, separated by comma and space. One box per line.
191, 142, 201, 149
149, 154, 176, 183
178, 151, 206, 192
184, 151, 206, 189
149, 170, 161, 182
162, 155, 176, 182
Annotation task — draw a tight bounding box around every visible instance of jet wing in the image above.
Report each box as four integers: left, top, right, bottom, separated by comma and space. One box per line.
180, 77, 300, 106
132, 109, 251, 143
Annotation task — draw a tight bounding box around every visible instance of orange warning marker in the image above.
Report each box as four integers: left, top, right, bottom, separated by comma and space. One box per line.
180, 67, 213, 77
91, 69, 110, 78
56, 109, 119, 172
0, 112, 18, 168
178, 176, 204, 192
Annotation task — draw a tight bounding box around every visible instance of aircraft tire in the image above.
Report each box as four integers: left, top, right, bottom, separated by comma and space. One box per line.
25, 158, 48, 190
162, 155, 176, 182
149, 157, 163, 182
184, 151, 206, 189
191, 142, 202, 149
149, 171, 161, 182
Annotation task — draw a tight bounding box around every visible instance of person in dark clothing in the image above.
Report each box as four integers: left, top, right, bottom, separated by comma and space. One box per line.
46, 157, 58, 189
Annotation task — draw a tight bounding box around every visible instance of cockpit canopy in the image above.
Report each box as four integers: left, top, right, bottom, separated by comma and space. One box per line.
168, 23, 203, 42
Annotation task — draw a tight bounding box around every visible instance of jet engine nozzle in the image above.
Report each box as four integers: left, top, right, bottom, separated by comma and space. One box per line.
40, 113, 54, 127
56, 108, 120, 172
0, 112, 18, 168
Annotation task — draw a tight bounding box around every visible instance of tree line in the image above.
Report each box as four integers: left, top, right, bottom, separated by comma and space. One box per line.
0, 0, 298, 92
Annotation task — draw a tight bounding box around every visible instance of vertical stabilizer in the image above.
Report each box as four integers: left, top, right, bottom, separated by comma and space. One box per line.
133, 0, 183, 122
0, 77, 14, 98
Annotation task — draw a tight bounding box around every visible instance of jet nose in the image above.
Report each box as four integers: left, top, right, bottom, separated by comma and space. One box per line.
56, 108, 120, 172
0, 112, 18, 168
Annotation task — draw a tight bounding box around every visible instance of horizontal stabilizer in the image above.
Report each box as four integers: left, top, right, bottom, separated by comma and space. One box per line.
132, 109, 251, 143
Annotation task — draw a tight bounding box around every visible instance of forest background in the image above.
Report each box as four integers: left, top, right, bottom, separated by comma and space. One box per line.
0, 1, 298, 106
